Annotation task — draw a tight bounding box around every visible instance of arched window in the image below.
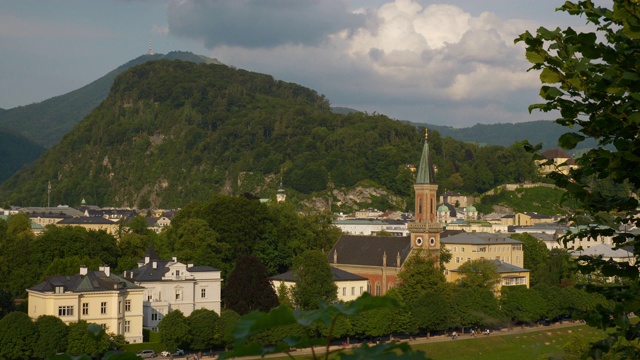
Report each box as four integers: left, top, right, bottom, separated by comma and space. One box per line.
367, 281, 371, 294
388, 282, 394, 290
419, 198, 423, 215
375, 282, 381, 296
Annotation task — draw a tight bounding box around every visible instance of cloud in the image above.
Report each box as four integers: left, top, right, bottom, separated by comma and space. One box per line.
165, 0, 546, 126
0, 13, 117, 39
167, 0, 366, 48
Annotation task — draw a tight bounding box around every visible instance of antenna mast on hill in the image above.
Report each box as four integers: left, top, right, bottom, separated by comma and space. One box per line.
47, 180, 51, 208
147, 38, 155, 55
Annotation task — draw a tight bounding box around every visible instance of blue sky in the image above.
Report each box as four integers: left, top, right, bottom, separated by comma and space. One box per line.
0, 0, 599, 127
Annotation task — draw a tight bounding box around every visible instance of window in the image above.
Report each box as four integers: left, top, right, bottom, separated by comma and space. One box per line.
375, 282, 381, 296
82, 303, 89, 315
58, 305, 74, 316
151, 313, 158, 321
351, 287, 355, 296
125, 320, 131, 333
100, 324, 107, 329
461, 247, 465, 253
55, 286, 64, 294
388, 283, 394, 290
516, 256, 520, 264
359, 286, 363, 295
342, 287, 346, 296
125, 299, 131, 312
201, 288, 206, 298
119, 301, 122, 314
175, 289, 183, 301
455, 257, 460, 264
100, 302, 107, 314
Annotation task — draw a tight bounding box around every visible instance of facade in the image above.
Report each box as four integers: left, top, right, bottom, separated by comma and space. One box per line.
27, 266, 144, 343
56, 216, 120, 236
448, 259, 530, 292
536, 148, 578, 176
333, 219, 409, 236
270, 267, 369, 302
123, 248, 222, 331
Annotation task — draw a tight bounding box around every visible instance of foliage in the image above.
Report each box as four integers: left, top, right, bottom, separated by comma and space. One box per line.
476, 186, 570, 215
500, 286, 547, 325
516, 0, 640, 356
277, 281, 295, 309
220, 294, 430, 360
455, 259, 501, 290
291, 250, 338, 310
509, 233, 551, 287
158, 310, 191, 353
33, 315, 69, 358
66, 321, 110, 356
224, 255, 279, 315
396, 250, 446, 305
0, 288, 14, 319
187, 309, 219, 351
0, 311, 36, 359
215, 309, 241, 350
0, 128, 43, 183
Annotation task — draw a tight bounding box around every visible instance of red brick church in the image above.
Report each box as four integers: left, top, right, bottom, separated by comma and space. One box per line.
328, 129, 443, 296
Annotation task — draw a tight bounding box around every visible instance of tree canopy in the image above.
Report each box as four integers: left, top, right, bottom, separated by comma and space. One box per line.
223, 255, 279, 315
290, 250, 337, 310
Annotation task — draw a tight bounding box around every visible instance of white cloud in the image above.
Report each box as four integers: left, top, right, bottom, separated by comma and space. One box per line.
0, 13, 117, 39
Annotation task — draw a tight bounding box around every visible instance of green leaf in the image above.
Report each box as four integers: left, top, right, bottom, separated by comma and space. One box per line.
525, 51, 545, 63
540, 68, 562, 83
539, 86, 564, 100
558, 132, 585, 150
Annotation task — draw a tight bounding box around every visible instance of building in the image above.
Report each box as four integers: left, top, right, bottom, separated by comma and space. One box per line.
56, 216, 120, 236
123, 247, 222, 331
441, 232, 529, 289
27, 265, 144, 343
536, 148, 578, 176
270, 267, 369, 302
329, 128, 442, 296
333, 218, 409, 236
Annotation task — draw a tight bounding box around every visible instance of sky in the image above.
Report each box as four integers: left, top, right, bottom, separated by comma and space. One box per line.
0, 0, 601, 127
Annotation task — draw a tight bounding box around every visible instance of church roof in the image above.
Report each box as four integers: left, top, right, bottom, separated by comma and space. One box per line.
415, 129, 436, 184
270, 266, 367, 282
441, 232, 522, 245
328, 235, 412, 267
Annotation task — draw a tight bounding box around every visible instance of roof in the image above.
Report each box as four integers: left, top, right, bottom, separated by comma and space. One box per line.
126, 256, 220, 282
451, 259, 529, 273
57, 217, 115, 225
542, 148, 572, 159
18, 206, 85, 217
270, 266, 368, 282
29, 270, 142, 293
329, 235, 412, 267
441, 232, 522, 245
415, 130, 436, 184
572, 244, 634, 259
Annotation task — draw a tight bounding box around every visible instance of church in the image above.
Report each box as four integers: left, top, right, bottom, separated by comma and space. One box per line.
328, 129, 443, 296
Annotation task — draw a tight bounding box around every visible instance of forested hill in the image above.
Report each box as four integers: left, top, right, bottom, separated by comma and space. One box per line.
0, 60, 538, 209
0, 128, 44, 183
0, 51, 221, 149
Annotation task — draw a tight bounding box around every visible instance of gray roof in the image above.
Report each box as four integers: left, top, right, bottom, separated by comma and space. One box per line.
451, 259, 529, 273
441, 232, 522, 245
271, 267, 367, 282
416, 135, 436, 184
125, 258, 220, 282
29, 270, 142, 293
572, 244, 634, 259
57, 217, 115, 225
329, 235, 412, 267
18, 206, 85, 217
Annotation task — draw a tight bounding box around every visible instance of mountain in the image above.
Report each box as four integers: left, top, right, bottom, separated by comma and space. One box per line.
0, 60, 538, 209
420, 121, 598, 154
0, 51, 221, 149
0, 128, 44, 183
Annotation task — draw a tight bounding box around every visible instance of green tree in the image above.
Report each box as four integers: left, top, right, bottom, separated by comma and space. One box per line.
410, 283, 454, 338
33, 315, 69, 358
456, 259, 501, 290
224, 255, 278, 315
215, 309, 240, 350
187, 309, 219, 355
516, 1, 640, 356
500, 286, 547, 326
290, 250, 337, 310
0, 311, 36, 359
509, 233, 550, 287
158, 310, 191, 353
0, 288, 14, 319
396, 250, 446, 305
276, 281, 294, 309
66, 321, 110, 357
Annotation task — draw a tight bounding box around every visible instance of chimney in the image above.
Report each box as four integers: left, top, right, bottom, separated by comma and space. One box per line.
172, 256, 177, 262
100, 265, 110, 277
79, 265, 88, 275
188, 263, 193, 268
397, 252, 401, 267
333, 250, 338, 264
152, 261, 157, 270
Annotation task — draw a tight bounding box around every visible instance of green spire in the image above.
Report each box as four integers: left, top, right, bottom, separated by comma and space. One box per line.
416, 128, 435, 184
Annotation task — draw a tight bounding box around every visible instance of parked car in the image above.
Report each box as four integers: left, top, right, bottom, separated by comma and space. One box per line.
136, 350, 157, 358
160, 349, 184, 357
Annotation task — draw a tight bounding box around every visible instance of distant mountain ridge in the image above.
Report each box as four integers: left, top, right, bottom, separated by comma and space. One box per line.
0, 127, 44, 183
0, 51, 221, 149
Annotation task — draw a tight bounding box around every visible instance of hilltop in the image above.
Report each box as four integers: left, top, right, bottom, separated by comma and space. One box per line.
0, 51, 221, 149
0, 60, 538, 209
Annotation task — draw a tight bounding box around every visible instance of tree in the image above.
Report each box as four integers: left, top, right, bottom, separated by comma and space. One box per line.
224, 255, 279, 315
396, 250, 446, 305
158, 310, 191, 354
500, 286, 547, 326
0, 288, 14, 319
516, 1, 640, 356
33, 315, 69, 358
65, 321, 110, 357
276, 281, 294, 309
188, 309, 219, 355
0, 311, 36, 359
455, 259, 501, 290
509, 233, 550, 287
215, 309, 240, 350
290, 250, 337, 310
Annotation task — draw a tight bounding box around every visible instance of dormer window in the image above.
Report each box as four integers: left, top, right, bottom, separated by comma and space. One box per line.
55, 286, 64, 294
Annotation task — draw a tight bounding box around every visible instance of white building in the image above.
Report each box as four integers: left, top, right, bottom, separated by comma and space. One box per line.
123, 247, 222, 331
333, 219, 409, 236
270, 267, 369, 303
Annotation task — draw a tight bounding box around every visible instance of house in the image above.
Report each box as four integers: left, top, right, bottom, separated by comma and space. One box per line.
439, 191, 474, 208
122, 247, 222, 331
536, 148, 578, 176
270, 267, 369, 302
27, 265, 144, 343
329, 128, 443, 296
571, 244, 635, 282
449, 259, 530, 292
56, 216, 120, 236
441, 231, 529, 289
333, 218, 409, 236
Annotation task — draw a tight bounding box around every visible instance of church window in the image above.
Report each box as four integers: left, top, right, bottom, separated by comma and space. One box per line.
419, 199, 423, 215
375, 282, 381, 296
388, 283, 394, 290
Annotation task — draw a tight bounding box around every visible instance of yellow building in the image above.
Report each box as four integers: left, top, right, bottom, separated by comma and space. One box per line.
56, 217, 120, 236
270, 267, 369, 303
536, 148, 578, 176
27, 265, 144, 343
441, 232, 529, 290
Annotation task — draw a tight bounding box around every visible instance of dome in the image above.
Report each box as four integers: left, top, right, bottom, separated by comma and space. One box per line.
466, 205, 477, 212
437, 204, 449, 212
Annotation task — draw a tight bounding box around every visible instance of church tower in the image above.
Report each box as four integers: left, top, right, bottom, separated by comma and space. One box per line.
407, 129, 443, 257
